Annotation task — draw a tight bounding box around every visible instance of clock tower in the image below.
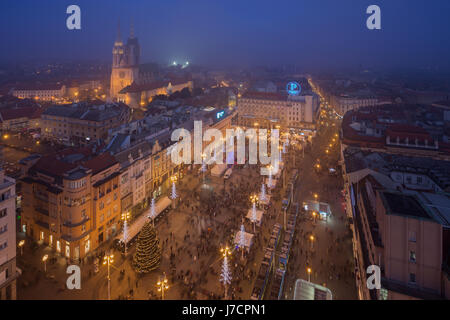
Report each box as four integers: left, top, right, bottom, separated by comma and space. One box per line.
110, 21, 140, 101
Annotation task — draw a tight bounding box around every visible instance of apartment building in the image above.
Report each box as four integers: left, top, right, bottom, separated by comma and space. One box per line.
40, 102, 130, 145
351, 177, 449, 300
0, 169, 17, 300
237, 91, 319, 131
331, 94, 379, 116
21, 149, 121, 261
12, 83, 66, 102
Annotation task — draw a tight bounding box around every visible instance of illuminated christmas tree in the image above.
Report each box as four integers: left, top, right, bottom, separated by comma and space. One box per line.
133, 222, 161, 273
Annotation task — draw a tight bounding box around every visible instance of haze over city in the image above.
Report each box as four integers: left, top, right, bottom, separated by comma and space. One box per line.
0, 0, 449, 312
1, 0, 450, 70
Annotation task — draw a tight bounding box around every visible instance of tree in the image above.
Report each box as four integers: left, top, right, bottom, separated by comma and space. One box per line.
132, 222, 161, 273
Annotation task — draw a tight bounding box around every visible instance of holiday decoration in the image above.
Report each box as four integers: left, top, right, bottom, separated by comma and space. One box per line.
132, 222, 161, 273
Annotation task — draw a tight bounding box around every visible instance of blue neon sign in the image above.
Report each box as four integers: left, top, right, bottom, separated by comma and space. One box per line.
216, 110, 225, 119
286, 81, 301, 96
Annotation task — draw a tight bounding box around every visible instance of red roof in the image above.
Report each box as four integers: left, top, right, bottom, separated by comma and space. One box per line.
120, 78, 191, 94
241, 91, 285, 101
0, 106, 41, 121
83, 153, 117, 174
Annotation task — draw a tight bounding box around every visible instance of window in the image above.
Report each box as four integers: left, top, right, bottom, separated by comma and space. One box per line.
0, 208, 7, 218
99, 202, 104, 210
81, 224, 86, 232
409, 251, 416, 263
409, 273, 416, 284
0, 240, 7, 251
409, 231, 416, 242
100, 214, 104, 223
417, 177, 423, 184
0, 224, 7, 234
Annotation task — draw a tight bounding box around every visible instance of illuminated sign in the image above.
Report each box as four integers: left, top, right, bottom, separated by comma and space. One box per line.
216, 110, 225, 119
286, 81, 301, 96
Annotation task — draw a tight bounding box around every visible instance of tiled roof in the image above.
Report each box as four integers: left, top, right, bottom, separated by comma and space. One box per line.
83, 153, 118, 174
0, 106, 41, 121
241, 91, 285, 101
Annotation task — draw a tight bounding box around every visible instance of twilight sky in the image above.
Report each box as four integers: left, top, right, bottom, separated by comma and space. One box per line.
1, 0, 450, 70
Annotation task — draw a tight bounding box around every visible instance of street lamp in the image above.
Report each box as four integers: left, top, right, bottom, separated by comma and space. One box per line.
307, 267, 312, 282
18, 240, 25, 256
121, 212, 131, 256
157, 273, 169, 300
312, 211, 317, 224
310, 235, 315, 250
313, 193, 318, 201
103, 252, 114, 300
42, 254, 48, 273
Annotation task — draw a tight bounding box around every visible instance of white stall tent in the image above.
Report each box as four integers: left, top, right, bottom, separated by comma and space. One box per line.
246, 208, 264, 227
233, 230, 254, 251
211, 164, 227, 177
115, 196, 172, 242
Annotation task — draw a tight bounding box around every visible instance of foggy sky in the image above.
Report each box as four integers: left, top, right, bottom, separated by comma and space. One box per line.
1, 0, 450, 70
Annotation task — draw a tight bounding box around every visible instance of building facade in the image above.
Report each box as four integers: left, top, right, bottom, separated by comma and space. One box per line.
12, 84, 66, 101
21, 150, 121, 261
40, 102, 130, 145
237, 92, 319, 131
0, 169, 17, 300
330, 95, 379, 116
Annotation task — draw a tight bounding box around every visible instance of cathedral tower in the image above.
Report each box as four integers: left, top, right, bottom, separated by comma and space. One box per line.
110, 21, 140, 100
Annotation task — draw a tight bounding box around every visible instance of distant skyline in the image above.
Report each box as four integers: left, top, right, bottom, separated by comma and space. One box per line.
1, 0, 450, 70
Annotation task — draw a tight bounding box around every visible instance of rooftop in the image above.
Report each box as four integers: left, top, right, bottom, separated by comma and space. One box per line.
380, 191, 433, 220
42, 102, 128, 122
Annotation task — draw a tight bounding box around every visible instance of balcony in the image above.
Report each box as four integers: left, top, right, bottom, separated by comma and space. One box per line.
35, 207, 49, 216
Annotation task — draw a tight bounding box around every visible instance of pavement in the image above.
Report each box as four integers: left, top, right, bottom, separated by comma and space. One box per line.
16, 105, 357, 300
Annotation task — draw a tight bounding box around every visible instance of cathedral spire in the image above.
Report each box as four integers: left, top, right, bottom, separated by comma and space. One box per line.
115, 19, 122, 44
130, 18, 135, 39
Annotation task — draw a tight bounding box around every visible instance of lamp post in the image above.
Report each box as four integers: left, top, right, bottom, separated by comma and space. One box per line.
310, 235, 315, 250
18, 240, 25, 256
157, 273, 169, 300
312, 211, 317, 224
42, 254, 48, 273
307, 267, 312, 282
220, 246, 232, 299
103, 252, 114, 300
121, 212, 131, 256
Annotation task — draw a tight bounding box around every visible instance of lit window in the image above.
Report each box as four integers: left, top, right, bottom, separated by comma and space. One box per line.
409, 251, 416, 263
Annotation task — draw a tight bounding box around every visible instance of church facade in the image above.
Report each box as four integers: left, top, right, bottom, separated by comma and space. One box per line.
110, 23, 193, 108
